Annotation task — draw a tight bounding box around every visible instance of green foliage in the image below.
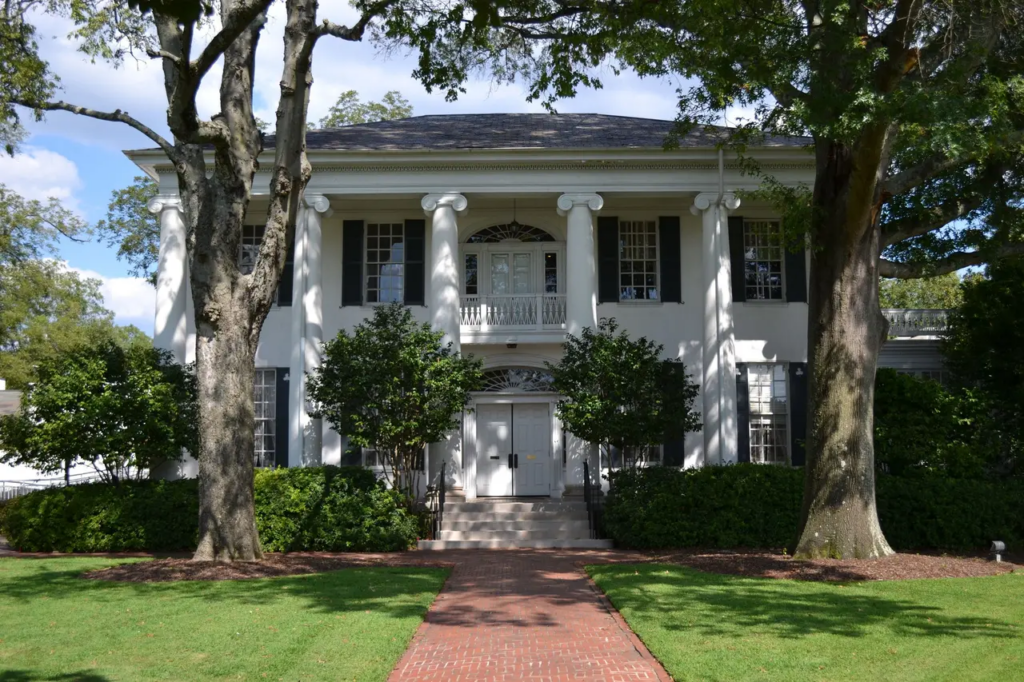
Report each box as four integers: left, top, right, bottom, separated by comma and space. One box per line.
873, 368, 996, 479
0, 184, 89, 264
879, 274, 964, 309
95, 176, 160, 285
0, 339, 197, 481
0, 479, 200, 552
308, 303, 483, 500
944, 258, 1024, 467
1, 467, 421, 553
604, 466, 1024, 552
315, 90, 413, 129
548, 318, 700, 466
254, 467, 419, 552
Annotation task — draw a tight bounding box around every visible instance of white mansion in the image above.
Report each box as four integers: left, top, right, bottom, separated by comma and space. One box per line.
130, 114, 944, 501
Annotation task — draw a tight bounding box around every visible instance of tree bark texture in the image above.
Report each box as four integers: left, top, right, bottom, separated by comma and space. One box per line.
794, 134, 896, 560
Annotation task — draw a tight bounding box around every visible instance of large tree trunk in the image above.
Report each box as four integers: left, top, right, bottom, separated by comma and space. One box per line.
793, 135, 895, 560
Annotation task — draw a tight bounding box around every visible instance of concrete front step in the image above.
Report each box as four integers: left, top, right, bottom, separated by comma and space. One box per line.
443, 511, 589, 522
417, 538, 613, 550
444, 501, 586, 514
439, 528, 593, 541
442, 520, 591, 532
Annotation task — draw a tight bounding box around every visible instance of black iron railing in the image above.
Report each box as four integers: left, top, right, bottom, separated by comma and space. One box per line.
431, 461, 447, 540
582, 460, 603, 539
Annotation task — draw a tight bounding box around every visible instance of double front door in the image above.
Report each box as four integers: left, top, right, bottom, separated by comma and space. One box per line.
476, 403, 551, 496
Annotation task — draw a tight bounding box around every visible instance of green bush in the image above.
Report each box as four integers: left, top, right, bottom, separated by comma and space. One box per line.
0, 479, 199, 552
254, 466, 418, 552
605, 465, 1024, 552
1, 466, 419, 553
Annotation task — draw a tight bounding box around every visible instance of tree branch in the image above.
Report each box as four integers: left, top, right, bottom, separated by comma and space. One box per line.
146, 47, 182, 64
315, 0, 395, 40
881, 195, 985, 246
13, 99, 175, 158
879, 242, 1024, 278
192, 0, 273, 82
883, 151, 973, 196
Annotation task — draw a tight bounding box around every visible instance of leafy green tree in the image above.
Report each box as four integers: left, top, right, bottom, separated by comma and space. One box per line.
0, 340, 197, 482
878, 273, 964, 309
315, 90, 413, 129
548, 318, 700, 469
0, 183, 89, 263
307, 303, 483, 501
95, 176, 160, 285
943, 258, 1024, 468
386, 0, 1024, 558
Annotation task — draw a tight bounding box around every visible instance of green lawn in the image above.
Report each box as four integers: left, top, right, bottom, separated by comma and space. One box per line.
0, 558, 448, 682
588, 563, 1024, 682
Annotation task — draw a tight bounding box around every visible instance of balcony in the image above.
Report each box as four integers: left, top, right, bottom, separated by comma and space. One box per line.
882, 309, 949, 337
460, 295, 567, 340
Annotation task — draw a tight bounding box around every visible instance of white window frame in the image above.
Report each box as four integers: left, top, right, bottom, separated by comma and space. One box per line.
460, 242, 565, 296
747, 364, 790, 465
742, 219, 786, 302
254, 368, 277, 468
618, 219, 660, 302
364, 222, 406, 305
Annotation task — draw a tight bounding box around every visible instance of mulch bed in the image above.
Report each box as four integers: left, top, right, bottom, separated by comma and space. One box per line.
648, 548, 1019, 582
83, 553, 453, 583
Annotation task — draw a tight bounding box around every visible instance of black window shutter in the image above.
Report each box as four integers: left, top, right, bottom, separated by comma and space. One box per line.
663, 436, 685, 467
728, 216, 746, 303
658, 216, 682, 303
276, 224, 295, 307
785, 243, 808, 303
404, 219, 426, 306
341, 220, 364, 306
597, 216, 619, 303
736, 363, 750, 463
274, 368, 290, 468
789, 363, 808, 466
340, 440, 362, 466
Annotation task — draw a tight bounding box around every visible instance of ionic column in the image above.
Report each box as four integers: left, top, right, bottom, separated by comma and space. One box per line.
692, 192, 741, 466
289, 195, 330, 467
148, 195, 188, 364
422, 193, 468, 490
557, 193, 603, 337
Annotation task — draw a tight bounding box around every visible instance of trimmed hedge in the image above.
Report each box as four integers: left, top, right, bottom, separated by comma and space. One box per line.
0, 466, 419, 553
605, 465, 1024, 552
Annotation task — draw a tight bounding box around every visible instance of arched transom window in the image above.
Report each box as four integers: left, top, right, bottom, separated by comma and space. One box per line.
480, 367, 555, 393
467, 223, 555, 243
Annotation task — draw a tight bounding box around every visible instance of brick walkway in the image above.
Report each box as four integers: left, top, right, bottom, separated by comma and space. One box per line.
388, 550, 671, 682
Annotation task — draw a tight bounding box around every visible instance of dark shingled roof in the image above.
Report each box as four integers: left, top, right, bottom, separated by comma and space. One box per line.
268, 113, 808, 152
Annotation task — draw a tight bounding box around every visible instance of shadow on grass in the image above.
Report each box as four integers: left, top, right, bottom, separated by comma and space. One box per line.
589, 564, 1018, 641
0, 560, 448, 623
0, 672, 112, 682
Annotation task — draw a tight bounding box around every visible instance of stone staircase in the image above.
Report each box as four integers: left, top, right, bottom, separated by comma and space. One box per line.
417, 498, 613, 550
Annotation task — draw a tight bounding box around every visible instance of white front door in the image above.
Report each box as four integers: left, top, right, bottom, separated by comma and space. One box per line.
475, 402, 551, 497
476, 403, 513, 496
512, 403, 551, 496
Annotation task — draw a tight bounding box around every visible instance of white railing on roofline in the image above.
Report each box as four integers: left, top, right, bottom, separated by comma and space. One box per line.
881, 309, 950, 337
460, 294, 567, 331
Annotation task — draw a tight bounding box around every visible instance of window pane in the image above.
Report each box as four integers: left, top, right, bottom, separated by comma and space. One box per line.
743, 220, 785, 300
618, 221, 659, 300
365, 224, 405, 303
747, 365, 788, 465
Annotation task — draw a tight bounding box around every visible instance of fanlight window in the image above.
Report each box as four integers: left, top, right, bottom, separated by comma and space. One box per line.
480, 368, 555, 393
467, 224, 555, 243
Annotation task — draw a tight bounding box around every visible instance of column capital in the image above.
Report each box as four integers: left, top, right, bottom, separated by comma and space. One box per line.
422, 192, 468, 215
556, 192, 603, 216
304, 194, 331, 213
147, 195, 182, 214
690, 192, 740, 215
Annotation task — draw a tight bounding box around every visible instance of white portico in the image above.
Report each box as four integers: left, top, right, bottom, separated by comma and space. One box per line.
133, 113, 817, 499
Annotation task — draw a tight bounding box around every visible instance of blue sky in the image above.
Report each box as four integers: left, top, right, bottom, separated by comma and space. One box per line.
3, 3, 715, 336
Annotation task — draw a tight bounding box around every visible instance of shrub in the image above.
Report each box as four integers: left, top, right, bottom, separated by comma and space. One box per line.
0, 479, 199, 552
605, 465, 1024, 552
1, 467, 419, 553
254, 467, 418, 552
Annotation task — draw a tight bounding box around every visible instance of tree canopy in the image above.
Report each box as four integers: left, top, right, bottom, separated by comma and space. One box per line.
878, 273, 964, 309
315, 90, 413, 128
96, 176, 160, 285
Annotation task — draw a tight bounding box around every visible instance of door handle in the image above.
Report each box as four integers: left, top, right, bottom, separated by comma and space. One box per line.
508, 453, 513, 469
514, 453, 519, 468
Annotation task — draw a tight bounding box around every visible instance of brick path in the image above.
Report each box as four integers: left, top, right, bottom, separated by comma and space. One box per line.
388, 550, 671, 682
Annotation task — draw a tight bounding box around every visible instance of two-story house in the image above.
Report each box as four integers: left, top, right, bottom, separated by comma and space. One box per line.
131, 113, 817, 505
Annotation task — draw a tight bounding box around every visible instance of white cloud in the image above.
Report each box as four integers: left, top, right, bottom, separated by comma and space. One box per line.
0, 147, 82, 208
70, 266, 155, 334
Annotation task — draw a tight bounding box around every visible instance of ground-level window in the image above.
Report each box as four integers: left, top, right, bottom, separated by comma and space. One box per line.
747, 364, 789, 464
254, 368, 277, 468
601, 444, 663, 469
619, 220, 659, 301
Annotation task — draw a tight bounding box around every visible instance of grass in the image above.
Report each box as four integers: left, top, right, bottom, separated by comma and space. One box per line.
0, 557, 448, 682
587, 563, 1024, 682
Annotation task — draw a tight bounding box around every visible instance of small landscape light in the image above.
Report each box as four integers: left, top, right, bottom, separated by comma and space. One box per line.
991, 540, 1006, 562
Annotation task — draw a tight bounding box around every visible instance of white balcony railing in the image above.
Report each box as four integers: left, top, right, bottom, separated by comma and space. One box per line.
460, 294, 567, 331
882, 308, 949, 337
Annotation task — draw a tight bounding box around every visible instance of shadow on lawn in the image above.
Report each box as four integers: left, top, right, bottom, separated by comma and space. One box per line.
592, 565, 1018, 642
0, 672, 112, 682
0, 561, 446, 622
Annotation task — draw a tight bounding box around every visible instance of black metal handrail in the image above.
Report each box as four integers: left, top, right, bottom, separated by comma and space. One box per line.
432, 462, 447, 540
583, 460, 600, 539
